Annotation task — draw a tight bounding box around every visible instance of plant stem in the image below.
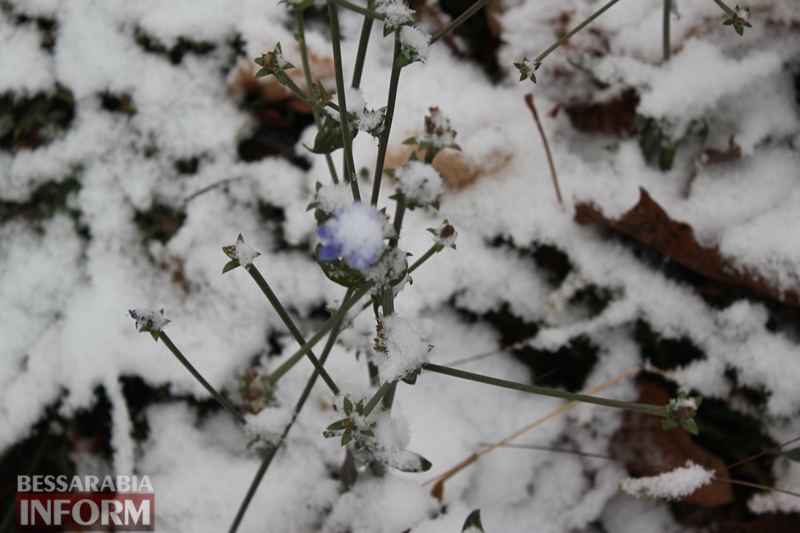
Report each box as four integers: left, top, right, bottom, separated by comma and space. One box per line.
524, 94, 562, 206
408, 244, 438, 274
248, 266, 340, 395
328, 1, 361, 201
351, 17, 374, 89
663, 0, 671, 62
712, 0, 736, 16
370, 34, 403, 206
329, 0, 384, 20
431, 0, 491, 44
268, 283, 374, 385
159, 332, 247, 425
227, 295, 348, 533
296, 8, 340, 184
363, 380, 395, 417
424, 363, 667, 417
534, 0, 619, 66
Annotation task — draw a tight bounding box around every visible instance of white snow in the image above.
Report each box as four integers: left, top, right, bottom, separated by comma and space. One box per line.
232, 240, 259, 268
375, 0, 416, 29
2, 1, 800, 532
377, 313, 431, 383
244, 406, 293, 447
394, 160, 442, 206
619, 461, 715, 501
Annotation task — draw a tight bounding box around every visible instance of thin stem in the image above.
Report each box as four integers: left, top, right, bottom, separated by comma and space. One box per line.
408, 244, 437, 274
534, 0, 619, 66
431, 0, 491, 44
370, 34, 403, 206
296, 9, 339, 184
328, 1, 361, 201
351, 16, 374, 89
727, 435, 800, 470
524, 94, 562, 206
159, 332, 246, 425
228, 298, 348, 533
663, 0, 671, 62
329, 0, 384, 20
363, 380, 395, 417
424, 363, 667, 417
269, 283, 374, 385
712, 0, 736, 16
248, 266, 339, 395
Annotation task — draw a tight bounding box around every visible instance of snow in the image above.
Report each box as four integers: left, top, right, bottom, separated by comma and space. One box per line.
394, 160, 442, 206
2, 0, 800, 531
244, 406, 293, 447
377, 313, 432, 383
375, 0, 416, 30
619, 461, 715, 501
399, 26, 430, 63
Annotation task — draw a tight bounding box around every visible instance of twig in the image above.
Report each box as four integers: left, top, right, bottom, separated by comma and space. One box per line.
524, 94, 563, 207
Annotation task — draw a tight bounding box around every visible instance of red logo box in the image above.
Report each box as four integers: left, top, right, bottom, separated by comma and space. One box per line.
16, 493, 155, 531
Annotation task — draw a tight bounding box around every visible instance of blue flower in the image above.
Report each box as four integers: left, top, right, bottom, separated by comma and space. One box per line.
317, 202, 386, 271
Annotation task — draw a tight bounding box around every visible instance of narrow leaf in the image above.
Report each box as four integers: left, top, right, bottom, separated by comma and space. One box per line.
462, 509, 485, 533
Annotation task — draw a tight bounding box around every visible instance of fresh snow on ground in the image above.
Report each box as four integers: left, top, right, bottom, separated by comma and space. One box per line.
2, 0, 800, 531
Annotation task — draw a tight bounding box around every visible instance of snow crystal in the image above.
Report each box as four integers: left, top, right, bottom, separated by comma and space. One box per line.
375, 0, 416, 29
377, 314, 431, 383
399, 26, 430, 63
394, 160, 442, 206
619, 461, 715, 501
317, 202, 386, 270
232, 240, 259, 268
315, 182, 353, 214
244, 406, 293, 447
329, 87, 383, 134
129, 309, 170, 333
0, 16, 54, 93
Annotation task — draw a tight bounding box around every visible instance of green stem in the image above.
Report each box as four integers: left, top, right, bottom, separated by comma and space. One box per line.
370, 34, 403, 206
534, 0, 620, 66
363, 380, 395, 417
431, 0, 491, 44
248, 266, 339, 395
296, 9, 339, 184
329, 0, 384, 20
408, 244, 438, 274
712, 0, 736, 16
159, 332, 247, 425
424, 363, 668, 417
228, 295, 348, 533
663, 0, 671, 62
269, 283, 374, 385
328, 1, 361, 201
351, 16, 374, 89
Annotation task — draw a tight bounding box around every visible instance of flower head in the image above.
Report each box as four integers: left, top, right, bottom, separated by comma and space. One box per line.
317, 202, 386, 271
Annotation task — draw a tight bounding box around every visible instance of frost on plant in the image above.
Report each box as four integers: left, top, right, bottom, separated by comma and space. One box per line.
723, 5, 753, 36
328, 88, 385, 137
397, 26, 431, 67
244, 406, 293, 448
129, 308, 170, 339
222, 234, 261, 272
619, 461, 715, 501
374, 0, 418, 34
394, 160, 442, 209
375, 314, 432, 384
428, 220, 458, 251
312, 182, 353, 216
662, 392, 702, 434
514, 57, 539, 84
317, 202, 387, 271
254, 42, 295, 83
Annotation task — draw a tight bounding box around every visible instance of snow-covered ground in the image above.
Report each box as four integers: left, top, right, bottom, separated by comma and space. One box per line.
2, 0, 800, 531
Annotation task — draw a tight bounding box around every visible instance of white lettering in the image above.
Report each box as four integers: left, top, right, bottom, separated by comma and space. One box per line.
125, 498, 151, 525
85, 475, 99, 492
30, 499, 50, 525
56, 475, 68, 492
100, 476, 114, 492
102, 499, 124, 525
137, 476, 154, 493
19, 499, 28, 525
72, 499, 99, 526
54, 499, 70, 526
68, 476, 84, 492
17, 476, 31, 492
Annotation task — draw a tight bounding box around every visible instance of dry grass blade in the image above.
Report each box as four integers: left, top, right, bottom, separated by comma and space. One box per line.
424, 364, 642, 501
524, 93, 563, 207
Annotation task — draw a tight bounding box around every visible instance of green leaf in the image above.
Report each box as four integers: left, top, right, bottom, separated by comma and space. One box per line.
395, 52, 415, 69
222, 260, 239, 274
680, 418, 699, 435
462, 509, 485, 533
305, 114, 357, 154
343, 396, 353, 415
326, 419, 347, 432
341, 429, 354, 446
662, 417, 680, 431
315, 244, 368, 288
360, 427, 375, 438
